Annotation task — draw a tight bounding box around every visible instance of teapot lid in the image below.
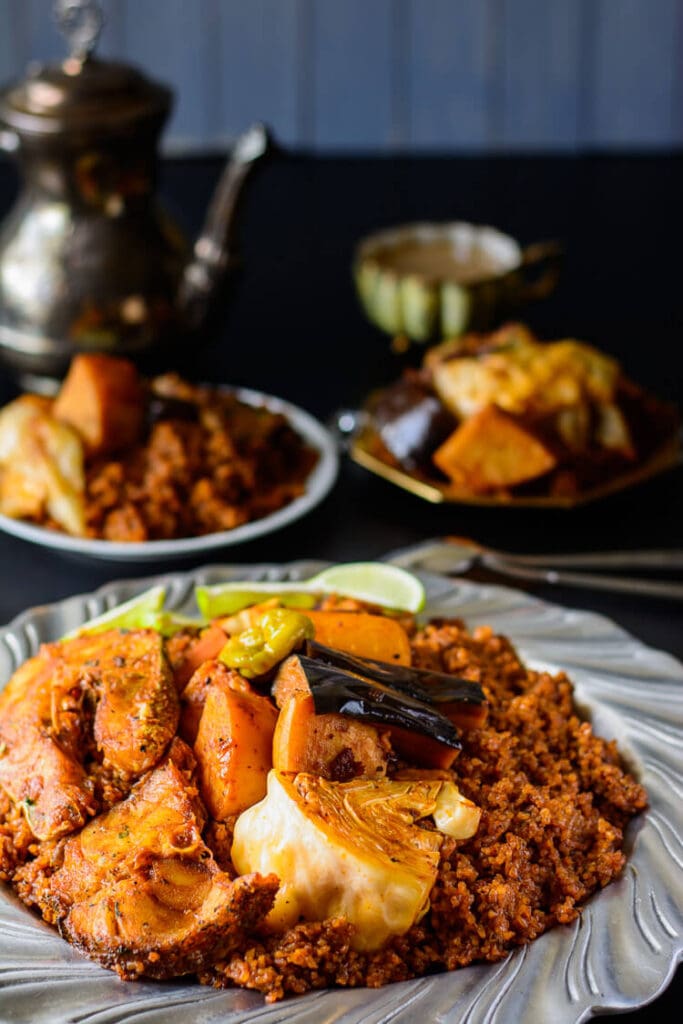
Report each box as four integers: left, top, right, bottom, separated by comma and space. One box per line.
0, 0, 171, 138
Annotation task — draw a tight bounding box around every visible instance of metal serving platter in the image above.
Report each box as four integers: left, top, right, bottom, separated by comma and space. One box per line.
0, 562, 681, 1023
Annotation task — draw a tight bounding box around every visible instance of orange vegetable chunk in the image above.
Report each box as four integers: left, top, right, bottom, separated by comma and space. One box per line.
271, 653, 311, 708
433, 404, 557, 492
302, 611, 411, 665
179, 659, 248, 745
272, 692, 315, 772
193, 679, 277, 819
173, 624, 229, 692
53, 353, 146, 456
272, 691, 390, 781
389, 726, 459, 769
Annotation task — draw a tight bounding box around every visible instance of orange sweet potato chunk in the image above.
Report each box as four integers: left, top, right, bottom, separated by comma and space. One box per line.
432, 404, 557, 492
193, 681, 278, 820
272, 691, 390, 780
53, 354, 145, 456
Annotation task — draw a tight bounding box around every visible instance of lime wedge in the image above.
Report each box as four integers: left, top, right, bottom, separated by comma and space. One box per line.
195, 562, 425, 618
311, 562, 426, 613
64, 585, 166, 638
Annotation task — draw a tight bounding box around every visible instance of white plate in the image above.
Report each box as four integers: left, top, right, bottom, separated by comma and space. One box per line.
0, 564, 681, 1024
0, 388, 338, 562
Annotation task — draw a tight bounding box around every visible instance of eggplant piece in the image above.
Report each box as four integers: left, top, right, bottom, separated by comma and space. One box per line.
307, 642, 486, 711
371, 375, 457, 472
297, 656, 461, 751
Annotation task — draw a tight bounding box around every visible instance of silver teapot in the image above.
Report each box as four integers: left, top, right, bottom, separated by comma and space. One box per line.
0, 0, 268, 386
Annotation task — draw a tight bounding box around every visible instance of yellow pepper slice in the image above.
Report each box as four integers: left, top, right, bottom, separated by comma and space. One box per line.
218, 608, 314, 678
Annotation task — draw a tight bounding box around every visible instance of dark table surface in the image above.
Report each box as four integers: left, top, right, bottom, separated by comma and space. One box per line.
0, 151, 681, 1020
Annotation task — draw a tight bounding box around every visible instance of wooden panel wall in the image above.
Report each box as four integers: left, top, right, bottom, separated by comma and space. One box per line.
0, 0, 681, 152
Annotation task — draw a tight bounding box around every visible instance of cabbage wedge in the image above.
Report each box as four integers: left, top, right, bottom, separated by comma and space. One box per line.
232, 771, 455, 951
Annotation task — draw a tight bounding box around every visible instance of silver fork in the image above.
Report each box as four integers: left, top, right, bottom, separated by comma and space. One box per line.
386, 537, 683, 601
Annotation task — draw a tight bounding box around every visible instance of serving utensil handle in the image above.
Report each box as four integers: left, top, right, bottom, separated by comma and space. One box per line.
496, 548, 683, 570
481, 557, 683, 602
385, 539, 683, 602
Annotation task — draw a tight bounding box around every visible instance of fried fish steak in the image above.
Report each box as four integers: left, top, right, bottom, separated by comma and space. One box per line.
0, 629, 179, 842
0, 654, 96, 841
51, 629, 180, 779
48, 738, 278, 979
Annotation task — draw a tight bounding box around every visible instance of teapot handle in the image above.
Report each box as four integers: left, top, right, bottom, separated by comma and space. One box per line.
178, 122, 271, 330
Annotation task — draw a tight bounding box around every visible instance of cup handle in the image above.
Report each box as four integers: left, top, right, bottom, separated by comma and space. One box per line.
517, 240, 563, 301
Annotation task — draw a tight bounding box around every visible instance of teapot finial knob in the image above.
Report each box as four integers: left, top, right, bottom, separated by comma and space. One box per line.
54, 0, 103, 63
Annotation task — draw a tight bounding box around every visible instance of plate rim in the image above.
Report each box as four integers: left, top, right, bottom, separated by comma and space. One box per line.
0, 387, 339, 561
0, 565, 681, 1024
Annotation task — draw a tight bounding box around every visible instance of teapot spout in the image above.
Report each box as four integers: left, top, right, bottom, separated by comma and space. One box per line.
178, 122, 271, 330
